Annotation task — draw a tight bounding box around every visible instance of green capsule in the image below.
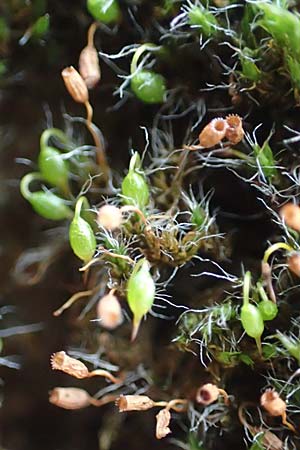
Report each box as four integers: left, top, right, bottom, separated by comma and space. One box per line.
29, 191, 72, 220
188, 5, 217, 37
121, 152, 149, 209
241, 303, 264, 339
131, 70, 166, 104
87, 0, 121, 24
258, 300, 278, 321
20, 172, 72, 220
38, 146, 69, 192
69, 197, 97, 263
127, 258, 155, 341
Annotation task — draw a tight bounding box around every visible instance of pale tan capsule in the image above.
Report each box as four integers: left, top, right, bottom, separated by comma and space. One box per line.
288, 253, 300, 277
199, 118, 228, 148
279, 203, 300, 231
116, 395, 155, 412
196, 383, 220, 405
225, 114, 244, 145
50, 351, 90, 379
97, 204, 122, 231
49, 387, 91, 410
96, 293, 123, 330
79, 45, 101, 89
156, 408, 171, 439
260, 390, 286, 417
61, 66, 89, 104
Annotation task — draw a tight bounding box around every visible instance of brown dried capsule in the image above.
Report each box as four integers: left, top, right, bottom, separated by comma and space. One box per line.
199, 118, 228, 148
156, 408, 171, 440
96, 292, 123, 330
279, 203, 300, 231
97, 204, 122, 231
196, 383, 220, 405
61, 66, 89, 104
116, 395, 155, 412
79, 22, 101, 89
196, 383, 229, 406
51, 351, 90, 379
49, 387, 91, 410
287, 252, 300, 277
260, 390, 296, 433
79, 45, 101, 89
260, 390, 286, 417
225, 114, 244, 145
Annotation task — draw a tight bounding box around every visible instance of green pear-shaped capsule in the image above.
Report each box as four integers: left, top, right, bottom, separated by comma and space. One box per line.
87, 0, 121, 24
241, 303, 264, 339
69, 197, 97, 263
38, 146, 69, 192
130, 44, 166, 104
127, 258, 155, 341
258, 300, 278, 321
29, 191, 72, 220
131, 70, 166, 104
121, 152, 149, 209
20, 172, 72, 220
241, 271, 264, 354
38, 128, 70, 192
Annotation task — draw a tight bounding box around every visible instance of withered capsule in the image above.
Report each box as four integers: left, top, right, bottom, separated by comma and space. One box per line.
225, 114, 244, 145
288, 252, 300, 277
196, 383, 220, 405
199, 118, 228, 148
279, 202, 300, 231
97, 204, 122, 231
156, 408, 171, 439
79, 45, 101, 89
260, 389, 296, 433
49, 387, 91, 410
51, 351, 90, 379
96, 292, 123, 330
61, 66, 89, 104
260, 390, 286, 417
116, 395, 155, 412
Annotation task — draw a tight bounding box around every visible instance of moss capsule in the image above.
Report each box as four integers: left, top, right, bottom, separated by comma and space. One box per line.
69, 197, 97, 262
131, 70, 166, 104
258, 300, 278, 321
241, 303, 264, 339
130, 44, 166, 104
87, 0, 121, 24
38, 146, 69, 192
288, 252, 300, 277
279, 202, 300, 231
121, 152, 149, 209
127, 258, 155, 341
199, 118, 228, 148
20, 172, 72, 220
241, 272, 264, 353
